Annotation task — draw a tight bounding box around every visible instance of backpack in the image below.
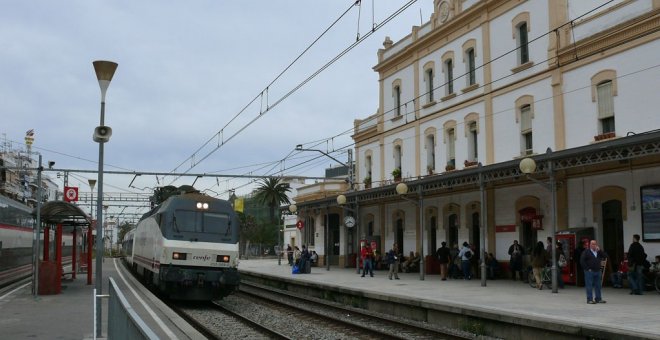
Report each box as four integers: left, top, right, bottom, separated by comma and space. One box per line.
464, 250, 473, 259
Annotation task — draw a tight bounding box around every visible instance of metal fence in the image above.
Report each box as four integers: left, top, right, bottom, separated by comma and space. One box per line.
107, 277, 158, 340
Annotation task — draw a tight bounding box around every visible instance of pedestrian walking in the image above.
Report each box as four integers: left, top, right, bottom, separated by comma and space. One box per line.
508, 240, 525, 281
386, 243, 400, 280
436, 242, 451, 281
458, 242, 473, 280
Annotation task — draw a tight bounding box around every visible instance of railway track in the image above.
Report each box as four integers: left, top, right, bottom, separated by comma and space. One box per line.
171, 301, 291, 340
230, 281, 475, 340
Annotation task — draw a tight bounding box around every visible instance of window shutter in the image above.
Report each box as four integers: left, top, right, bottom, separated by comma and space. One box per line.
597, 81, 614, 119
520, 105, 532, 133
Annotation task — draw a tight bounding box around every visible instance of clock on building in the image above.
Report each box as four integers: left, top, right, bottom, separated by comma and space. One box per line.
344, 215, 356, 228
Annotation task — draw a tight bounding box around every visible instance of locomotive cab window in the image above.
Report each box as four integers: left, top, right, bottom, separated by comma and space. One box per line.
173, 210, 231, 234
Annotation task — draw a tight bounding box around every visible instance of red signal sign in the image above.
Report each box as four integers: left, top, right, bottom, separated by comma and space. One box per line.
64, 186, 79, 202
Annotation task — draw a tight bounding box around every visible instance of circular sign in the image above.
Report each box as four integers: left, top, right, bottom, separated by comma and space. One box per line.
65, 187, 78, 201
344, 216, 356, 228
296, 220, 304, 230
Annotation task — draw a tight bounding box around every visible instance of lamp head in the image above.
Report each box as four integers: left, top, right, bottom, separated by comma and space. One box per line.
519, 157, 537, 174
48, 161, 55, 169
336, 194, 346, 206
396, 182, 409, 195
93, 60, 118, 101
88, 179, 97, 190
289, 204, 297, 213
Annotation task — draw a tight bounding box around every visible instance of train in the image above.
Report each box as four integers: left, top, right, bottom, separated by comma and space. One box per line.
0, 195, 74, 287
122, 186, 240, 300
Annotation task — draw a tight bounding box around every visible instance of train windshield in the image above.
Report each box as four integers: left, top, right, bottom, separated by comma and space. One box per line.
173, 210, 231, 234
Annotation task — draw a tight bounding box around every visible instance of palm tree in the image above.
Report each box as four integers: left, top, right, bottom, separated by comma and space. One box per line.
254, 177, 291, 226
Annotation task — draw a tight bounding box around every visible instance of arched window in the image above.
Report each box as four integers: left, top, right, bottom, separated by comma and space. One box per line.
597, 81, 615, 134
466, 48, 476, 86
517, 22, 529, 64
520, 104, 533, 155
426, 134, 435, 172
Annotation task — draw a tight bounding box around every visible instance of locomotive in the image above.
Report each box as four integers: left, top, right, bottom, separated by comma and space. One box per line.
124, 185, 240, 300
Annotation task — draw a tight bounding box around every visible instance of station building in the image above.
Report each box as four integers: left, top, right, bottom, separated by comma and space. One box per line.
292, 0, 660, 274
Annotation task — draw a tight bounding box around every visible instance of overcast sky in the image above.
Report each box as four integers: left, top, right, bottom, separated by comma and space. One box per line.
1, 1, 436, 217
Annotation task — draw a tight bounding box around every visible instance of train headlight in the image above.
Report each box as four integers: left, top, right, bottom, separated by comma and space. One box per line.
172, 252, 187, 260
216, 255, 230, 263
196, 202, 209, 210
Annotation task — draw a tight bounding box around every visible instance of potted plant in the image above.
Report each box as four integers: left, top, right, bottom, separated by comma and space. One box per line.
364, 176, 371, 189
391, 168, 402, 181
427, 165, 434, 175
464, 160, 478, 167
594, 132, 616, 141
445, 163, 455, 171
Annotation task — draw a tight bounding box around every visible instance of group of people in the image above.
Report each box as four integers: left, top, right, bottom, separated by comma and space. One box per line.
507, 234, 658, 304
435, 241, 493, 281
359, 243, 426, 280
285, 244, 318, 273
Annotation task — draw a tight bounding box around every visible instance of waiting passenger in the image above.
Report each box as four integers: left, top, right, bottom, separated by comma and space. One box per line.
403, 251, 421, 272
401, 251, 415, 272
310, 251, 319, 266
486, 253, 500, 280
610, 255, 628, 288
458, 242, 473, 280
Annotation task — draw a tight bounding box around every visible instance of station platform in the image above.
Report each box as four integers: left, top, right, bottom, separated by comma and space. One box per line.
239, 259, 660, 339
0, 258, 204, 340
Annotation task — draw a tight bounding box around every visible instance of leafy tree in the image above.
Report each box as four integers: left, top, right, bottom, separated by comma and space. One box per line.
117, 221, 134, 243
253, 177, 291, 226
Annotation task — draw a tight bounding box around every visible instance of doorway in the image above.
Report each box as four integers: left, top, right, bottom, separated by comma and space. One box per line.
471, 212, 480, 251
329, 214, 340, 265
430, 216, 437, 254
447, 214, 458, 248
602, 200, 624, 269
396, 218, 404, 253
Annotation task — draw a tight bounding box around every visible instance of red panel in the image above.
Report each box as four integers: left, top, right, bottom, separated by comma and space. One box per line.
496, 225, 516, 233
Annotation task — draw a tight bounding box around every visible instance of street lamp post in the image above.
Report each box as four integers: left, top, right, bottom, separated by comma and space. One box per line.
395, 183, 425, 280
519, 148, 558, 293
337, 194, 360, 274
278, 204, 297, 266
92, 60, 117, 337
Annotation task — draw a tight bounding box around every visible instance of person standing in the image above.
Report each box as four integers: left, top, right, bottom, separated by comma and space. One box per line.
286, 244, 293, 266
531, 241, 548, 290
361, 243, 374, 277
580, 240, 608, 304
458, 242, 473, 280
555, 241, 565, 289
508, 240, 525, 281
386, 243, 400, 280
436, 242, 451, 281
627, 234, 646, 295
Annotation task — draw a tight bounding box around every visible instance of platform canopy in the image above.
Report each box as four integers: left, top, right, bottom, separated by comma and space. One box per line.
33, 201, 91, 232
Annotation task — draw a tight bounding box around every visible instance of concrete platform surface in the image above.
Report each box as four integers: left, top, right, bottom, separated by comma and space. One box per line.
0, 258, 203, 340
239, 259, 660, 339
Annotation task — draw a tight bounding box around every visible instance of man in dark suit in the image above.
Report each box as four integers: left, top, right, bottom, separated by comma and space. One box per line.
580, 239, 608, 304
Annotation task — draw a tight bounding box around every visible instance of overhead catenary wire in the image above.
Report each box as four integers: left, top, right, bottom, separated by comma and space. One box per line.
166, 1, 420, 184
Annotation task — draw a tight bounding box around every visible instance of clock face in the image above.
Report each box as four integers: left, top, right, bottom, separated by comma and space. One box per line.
344, 216, 356, 228
439, 1, 450, 22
